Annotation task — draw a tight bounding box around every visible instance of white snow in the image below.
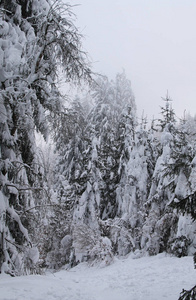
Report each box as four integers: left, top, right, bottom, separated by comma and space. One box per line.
26, 247, 40, 265
0, 253, 195, 300
6, 206, 30, 242
176, 214, 196, 255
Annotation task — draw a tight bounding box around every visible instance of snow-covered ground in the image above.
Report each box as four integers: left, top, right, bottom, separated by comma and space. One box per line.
0, 253, 195, 300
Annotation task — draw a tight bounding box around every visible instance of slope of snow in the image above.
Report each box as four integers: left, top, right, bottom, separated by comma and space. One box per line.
0, 253, 195, 300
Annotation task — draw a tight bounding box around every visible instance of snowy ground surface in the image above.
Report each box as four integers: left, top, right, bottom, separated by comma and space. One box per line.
0, 253, 196, 300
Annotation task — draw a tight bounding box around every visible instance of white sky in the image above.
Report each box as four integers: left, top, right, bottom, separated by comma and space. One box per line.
71, 0, 196, 121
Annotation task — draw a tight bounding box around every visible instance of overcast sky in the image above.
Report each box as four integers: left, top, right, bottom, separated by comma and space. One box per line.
71, 0, 196, 121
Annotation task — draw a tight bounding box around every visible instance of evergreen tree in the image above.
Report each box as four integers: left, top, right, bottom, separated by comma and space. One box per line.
158, 92, 176, 131
141, 95, 196, 257
176, 117, 196, 300
52, 72, 137, 263
0, 0, 91, 275
162, 117, 196, 256
54, 97, 88, 202
89, 73, 137, 256
116, 114, 161, 253
90, 72, 136, 221
141, 96, 178, 255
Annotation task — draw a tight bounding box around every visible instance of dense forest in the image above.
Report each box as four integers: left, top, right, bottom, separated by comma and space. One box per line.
0, 2, 196, 297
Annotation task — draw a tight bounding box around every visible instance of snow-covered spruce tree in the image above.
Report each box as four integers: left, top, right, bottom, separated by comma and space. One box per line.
0, 0, 91, 275
45, 97, 91, 268
169, 116, 196, 213
91, 72, 137, 221
53, 97, 88, 203
87, 73, 139, 258
69, 80, 114, 264
89, 75, 122, 220
158, 92, 176, 131
70, 126, 114, 266
160, 116, 196, 257
116, 117, 160, 253
52, 72, 138, 265
141, 95, 179, 255
176, 118, 196, 300
52, 92, 113, 266
141, 95, 196, 257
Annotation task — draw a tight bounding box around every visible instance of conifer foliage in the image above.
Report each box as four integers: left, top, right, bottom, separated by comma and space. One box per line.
0, 0, 91, 275
53, 85, 196, 269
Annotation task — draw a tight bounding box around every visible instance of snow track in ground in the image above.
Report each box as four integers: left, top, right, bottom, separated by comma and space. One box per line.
0, 253, 195, 300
